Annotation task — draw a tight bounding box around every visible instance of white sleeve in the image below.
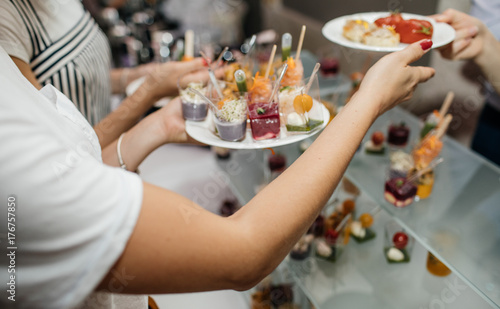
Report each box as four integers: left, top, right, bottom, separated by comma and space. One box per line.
0, 1, 34, 63
0, 48, 143, 309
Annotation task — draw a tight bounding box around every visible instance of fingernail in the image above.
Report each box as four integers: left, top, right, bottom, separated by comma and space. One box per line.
469, 26, 479, 36
420, 40, 433, 51
201, 58, 209, 67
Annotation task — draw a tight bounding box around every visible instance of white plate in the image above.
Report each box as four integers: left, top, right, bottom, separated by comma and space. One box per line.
186, 105, 330, 149
322, 12, 455, 52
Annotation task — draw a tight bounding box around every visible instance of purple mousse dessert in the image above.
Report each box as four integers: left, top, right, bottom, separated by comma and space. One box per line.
180, 82, 208, 121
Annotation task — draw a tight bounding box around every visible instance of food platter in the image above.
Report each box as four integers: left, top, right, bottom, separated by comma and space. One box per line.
322, 12, 455, 52
185, 105, 330, 149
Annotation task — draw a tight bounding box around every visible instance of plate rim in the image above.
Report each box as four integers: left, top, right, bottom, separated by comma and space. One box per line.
322, 11, 456, 53
185, 104, 330, 149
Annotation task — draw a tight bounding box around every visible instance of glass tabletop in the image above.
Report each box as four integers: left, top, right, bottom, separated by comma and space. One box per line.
217, 106, 500, 308
346, 107, 500, 308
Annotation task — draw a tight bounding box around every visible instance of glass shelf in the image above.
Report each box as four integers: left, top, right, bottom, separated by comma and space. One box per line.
346, 107, 500, 308
217, 106, 500, 309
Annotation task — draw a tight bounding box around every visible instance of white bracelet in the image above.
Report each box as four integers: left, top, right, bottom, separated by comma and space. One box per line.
117, 133, 127, 170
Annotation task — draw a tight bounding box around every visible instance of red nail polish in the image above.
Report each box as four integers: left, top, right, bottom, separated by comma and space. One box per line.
201, 58, 209, 66
420, 40, 433, 51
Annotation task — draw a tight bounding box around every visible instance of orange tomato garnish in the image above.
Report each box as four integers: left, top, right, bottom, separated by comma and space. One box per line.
359, 213, 373, 228
293, 94, 313, 114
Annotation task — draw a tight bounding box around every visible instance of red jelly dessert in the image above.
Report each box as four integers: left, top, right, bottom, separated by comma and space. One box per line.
388, 122, 410, 146
384, 177, 417, 207
248, 102, 280, 140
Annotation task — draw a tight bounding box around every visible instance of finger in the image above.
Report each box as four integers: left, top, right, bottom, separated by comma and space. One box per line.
178, 58, 207, 72
454, 26, 479, 41
452, 38, 472, 56
397, 39, 433, 64
430, 13, 449, 23
412, 66, 436, 83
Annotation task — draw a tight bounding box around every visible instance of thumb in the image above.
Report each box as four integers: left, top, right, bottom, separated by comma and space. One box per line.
398, 39, 433, 64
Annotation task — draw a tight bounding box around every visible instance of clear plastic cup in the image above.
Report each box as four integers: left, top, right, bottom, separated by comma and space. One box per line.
177, 72, 209, 121
384, 221, 413, 263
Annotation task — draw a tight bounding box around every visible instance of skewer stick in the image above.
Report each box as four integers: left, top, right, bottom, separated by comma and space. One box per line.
295, 25, 306, 62
406, 157, 444, 183
439, 91, 454, 117
215, 46, 229, 68
199, 51, 212, 66
265, 44, 277, 79
184, 29, 194, 59
305, 63, 321, 93
436, 114, 453, 139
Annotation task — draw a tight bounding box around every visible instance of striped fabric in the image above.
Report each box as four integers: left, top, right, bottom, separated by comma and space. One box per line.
10, 0, 112, 125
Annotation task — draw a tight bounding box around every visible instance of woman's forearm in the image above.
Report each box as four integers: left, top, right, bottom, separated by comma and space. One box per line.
101, 105, 164, 171
94, 82, 159, 148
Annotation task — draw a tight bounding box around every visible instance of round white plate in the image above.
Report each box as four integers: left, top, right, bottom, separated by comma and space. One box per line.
185, 105, 330, 149
322, 12, 455, 52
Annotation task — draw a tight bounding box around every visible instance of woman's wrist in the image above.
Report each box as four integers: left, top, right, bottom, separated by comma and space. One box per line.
475, 32, 500, 71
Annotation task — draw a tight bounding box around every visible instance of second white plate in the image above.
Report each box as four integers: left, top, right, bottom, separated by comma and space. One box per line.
322, 12, 456, 53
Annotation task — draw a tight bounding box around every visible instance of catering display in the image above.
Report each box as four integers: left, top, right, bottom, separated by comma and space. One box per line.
184, 25, 329, 149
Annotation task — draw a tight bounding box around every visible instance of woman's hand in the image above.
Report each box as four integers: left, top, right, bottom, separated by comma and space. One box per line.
143, 58, 208, 100
356, 40, 435, 116
431, 9, 491, 61
151, 97, 202, 145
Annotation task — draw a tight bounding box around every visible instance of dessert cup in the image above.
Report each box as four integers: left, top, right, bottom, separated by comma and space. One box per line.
384, 221, 413, 263
178, 72, 209, 121
279, 75, 324, 134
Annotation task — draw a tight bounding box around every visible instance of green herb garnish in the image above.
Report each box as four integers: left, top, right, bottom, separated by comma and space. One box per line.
257, 107, 266, 115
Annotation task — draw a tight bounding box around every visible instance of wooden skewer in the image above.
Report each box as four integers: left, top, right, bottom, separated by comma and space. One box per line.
439, 91, 454, 117
265, 44, 277, 79
295, 25, 306, 62
305, 62, 320, 93
436, 114, 453, 139
184, 29, 194, 59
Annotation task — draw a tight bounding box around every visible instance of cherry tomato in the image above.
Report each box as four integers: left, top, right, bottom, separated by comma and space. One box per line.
374, 12, 404, 29
393, 232, 409, 249
375, 13, 433, 44
397, 19, 433, 44
325, 228, 339, 244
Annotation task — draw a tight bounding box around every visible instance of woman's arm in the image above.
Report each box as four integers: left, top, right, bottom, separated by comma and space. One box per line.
9, 55, 206, 148
97, 41, 435, 294
434, 9, 500, 94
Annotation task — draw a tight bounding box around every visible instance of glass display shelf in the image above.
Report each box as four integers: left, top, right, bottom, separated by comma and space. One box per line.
287, 191, 492, 309
217, 107, 500, 309
347, 107, 500, 308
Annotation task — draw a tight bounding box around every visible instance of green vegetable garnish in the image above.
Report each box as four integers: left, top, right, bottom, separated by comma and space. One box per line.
257, 107, 266, 115
280, 86, 292, 92
396, 179, 404, 187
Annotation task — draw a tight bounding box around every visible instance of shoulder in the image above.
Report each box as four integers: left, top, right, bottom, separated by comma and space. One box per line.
0, 1, 32, 63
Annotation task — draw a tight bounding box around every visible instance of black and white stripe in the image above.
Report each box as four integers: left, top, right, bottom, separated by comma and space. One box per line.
12, 0, 111, 125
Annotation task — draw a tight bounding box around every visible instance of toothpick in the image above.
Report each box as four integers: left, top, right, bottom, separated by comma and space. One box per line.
439, 91, 454, 117
305, 63, 321, 93
295, 25, 306, 62
265, 44, 277, 79
436, 114, 453, 139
